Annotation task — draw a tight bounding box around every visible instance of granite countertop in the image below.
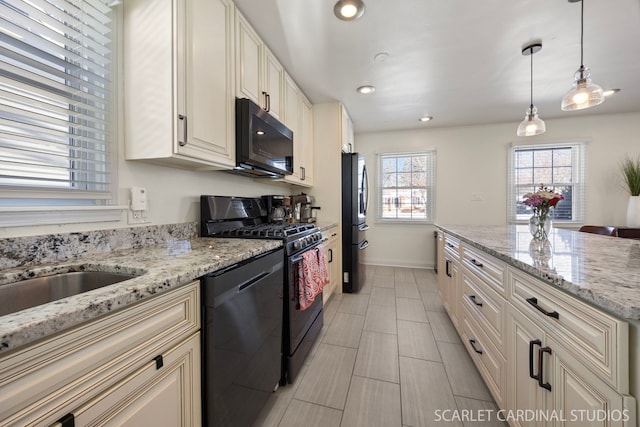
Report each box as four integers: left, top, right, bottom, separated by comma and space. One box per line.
437, 224, 640, 321
0, 237, 282, 354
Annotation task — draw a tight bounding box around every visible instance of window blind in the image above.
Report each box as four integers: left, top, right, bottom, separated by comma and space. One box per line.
508, 142, 586, 224
377, 150, 436, 222
0, 0, 115, 204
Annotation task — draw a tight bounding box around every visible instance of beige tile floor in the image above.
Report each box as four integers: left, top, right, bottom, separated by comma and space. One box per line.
253, 266, 507, 427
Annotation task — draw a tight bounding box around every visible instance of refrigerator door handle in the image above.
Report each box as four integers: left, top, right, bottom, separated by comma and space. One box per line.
359, 240, 369, 250
358, 223, 369, 231
362, 164, 369, 216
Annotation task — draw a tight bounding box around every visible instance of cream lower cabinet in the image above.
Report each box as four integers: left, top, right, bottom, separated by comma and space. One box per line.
507, 304, 633, 427
0, 282, 201, 427
436, 236, 637, 427
124, 0, 235, 169
322, 226, 341, 303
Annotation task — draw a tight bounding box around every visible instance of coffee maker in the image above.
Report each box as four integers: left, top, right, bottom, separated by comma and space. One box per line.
262, 195, 291, 223
291, 193, 320, 223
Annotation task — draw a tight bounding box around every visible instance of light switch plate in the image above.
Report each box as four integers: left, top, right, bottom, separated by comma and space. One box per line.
131, 187, 147, 211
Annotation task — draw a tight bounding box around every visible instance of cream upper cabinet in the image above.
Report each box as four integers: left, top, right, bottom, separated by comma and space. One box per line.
341, 105, 354, 153
235, 11, 284, 121
283, 73, 314, 187
124, 0, 235, 169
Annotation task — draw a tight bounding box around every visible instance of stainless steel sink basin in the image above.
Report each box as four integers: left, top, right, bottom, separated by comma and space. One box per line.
0, 271, 137, 317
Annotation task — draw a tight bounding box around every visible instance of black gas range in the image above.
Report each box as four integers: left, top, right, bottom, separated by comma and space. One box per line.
200, 195, 324, 392
200, 196, 322, 256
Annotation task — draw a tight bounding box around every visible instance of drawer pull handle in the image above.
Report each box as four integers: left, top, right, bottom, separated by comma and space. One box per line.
470, 258, 483, 268
469, 339, 483, 354
529, 339, 541, 380
446, 242, 455, 248
153, 355, 164, 370
468, 294, 483, 307
526, 297, 559, 319
537, 346, 553, 391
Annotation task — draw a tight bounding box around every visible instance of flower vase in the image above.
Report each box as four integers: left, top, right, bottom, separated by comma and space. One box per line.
627, 196, 640, 227
529, 214, 551, 240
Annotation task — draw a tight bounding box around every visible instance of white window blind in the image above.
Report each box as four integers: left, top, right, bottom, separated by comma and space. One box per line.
378, 151, 436, 222
508, 142, 586, 224
0, 0, 120, 224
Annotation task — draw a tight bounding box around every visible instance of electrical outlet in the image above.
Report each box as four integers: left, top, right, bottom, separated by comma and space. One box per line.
128, 187, 150, 224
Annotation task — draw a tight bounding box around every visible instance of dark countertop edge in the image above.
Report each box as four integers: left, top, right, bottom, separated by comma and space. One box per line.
435, 225, 640, 321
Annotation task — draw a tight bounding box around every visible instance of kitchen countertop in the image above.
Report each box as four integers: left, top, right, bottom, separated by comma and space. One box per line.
0, 237, 282, 354
437, 224, 640, 321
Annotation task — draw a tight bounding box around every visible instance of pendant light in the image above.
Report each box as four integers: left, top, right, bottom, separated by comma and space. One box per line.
517, 43, 546, 137
561, 0, 604, 111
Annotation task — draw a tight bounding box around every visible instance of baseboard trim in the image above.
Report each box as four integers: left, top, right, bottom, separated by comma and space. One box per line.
364, 259, 434, 269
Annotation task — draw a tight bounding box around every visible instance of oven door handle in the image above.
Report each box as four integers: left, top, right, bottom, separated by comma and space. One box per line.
290, 241, 323, 263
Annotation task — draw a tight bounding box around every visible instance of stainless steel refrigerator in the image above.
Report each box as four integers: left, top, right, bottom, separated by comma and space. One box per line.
342, 152, 369, 293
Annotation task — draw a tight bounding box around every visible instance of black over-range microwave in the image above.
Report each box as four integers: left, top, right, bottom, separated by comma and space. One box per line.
234, 97, 293, 177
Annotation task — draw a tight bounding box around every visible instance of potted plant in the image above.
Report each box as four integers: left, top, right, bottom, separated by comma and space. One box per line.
620, 155, 640, 227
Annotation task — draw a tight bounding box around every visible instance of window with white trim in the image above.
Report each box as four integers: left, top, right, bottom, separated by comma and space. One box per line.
509, 142, 586, 224
0, 0, 121, 226
378, 151, 435, 222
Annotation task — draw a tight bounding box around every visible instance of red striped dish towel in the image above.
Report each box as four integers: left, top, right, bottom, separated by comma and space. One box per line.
297, 244, 330, 310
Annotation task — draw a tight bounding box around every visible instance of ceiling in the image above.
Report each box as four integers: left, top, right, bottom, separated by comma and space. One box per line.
233, 0, 640, 134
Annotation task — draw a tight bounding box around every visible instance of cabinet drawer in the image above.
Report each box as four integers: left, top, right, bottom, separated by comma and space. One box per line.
508, 269, 628, 392
461, 244, 506, 296
460, 268, 506, 353
0, 282, 200, 426
443, 234, 460, 260
461, 305, 507, 408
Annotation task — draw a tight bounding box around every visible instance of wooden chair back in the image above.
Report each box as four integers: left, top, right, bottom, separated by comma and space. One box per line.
578, 226, 618, 236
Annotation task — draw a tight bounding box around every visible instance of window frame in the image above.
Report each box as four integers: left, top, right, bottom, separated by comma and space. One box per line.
376, 150, 436, 224
508, 141, 586, 225
0, 0, 126, 227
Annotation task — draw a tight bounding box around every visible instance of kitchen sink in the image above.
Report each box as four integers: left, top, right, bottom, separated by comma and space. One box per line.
0, 271, 138, 317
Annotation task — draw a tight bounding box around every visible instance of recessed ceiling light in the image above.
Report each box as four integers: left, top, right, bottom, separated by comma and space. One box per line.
334, 0, 365, 21
603, 88, 621, 97
419, 116, 433, 122
357, 85, 375, 94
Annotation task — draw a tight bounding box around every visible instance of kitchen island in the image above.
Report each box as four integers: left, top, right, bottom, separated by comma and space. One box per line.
436, 224, 639, 426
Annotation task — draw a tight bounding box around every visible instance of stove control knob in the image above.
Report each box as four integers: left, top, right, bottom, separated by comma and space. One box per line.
293, 240, 301, 251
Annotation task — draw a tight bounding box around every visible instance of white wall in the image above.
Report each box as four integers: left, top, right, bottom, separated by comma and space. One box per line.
357, 112, 640, 268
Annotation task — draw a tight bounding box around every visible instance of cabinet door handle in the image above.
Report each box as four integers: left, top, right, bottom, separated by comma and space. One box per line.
468, 294, 483, 307
470, 259, 483, 268
526, 297, 559, 319
328, 248, 333, 263
153, 354, 164, 369
300, 166, 305, 180
54, 413, 75, 427
537, 346, 552, 391
445, 259, 452, 277
529, 339, 541, 380
469, 339, 483, 354
266, 92, 271, 112
178, 114, 187, 146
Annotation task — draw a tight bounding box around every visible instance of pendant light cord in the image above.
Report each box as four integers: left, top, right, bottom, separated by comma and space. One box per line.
580, 0, 584, 67
529, 47, 534, 109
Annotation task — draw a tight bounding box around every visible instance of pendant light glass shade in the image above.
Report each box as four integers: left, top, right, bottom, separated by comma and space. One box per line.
561, 66, 604, 110
517, 106, 546, 136
561, 0, 604, 111
517, 43, 545, 137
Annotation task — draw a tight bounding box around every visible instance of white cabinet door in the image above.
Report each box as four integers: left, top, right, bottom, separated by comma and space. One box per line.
71, 333, 201, 427
341, 105, 354, 152
124, 0, 234, 169
235, 11, 284, 120
236, 12, 262, 105
299, 94, 314, 185
507, 305, 548, 427
178, 0, 235, 165
263, 48, 284, 121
